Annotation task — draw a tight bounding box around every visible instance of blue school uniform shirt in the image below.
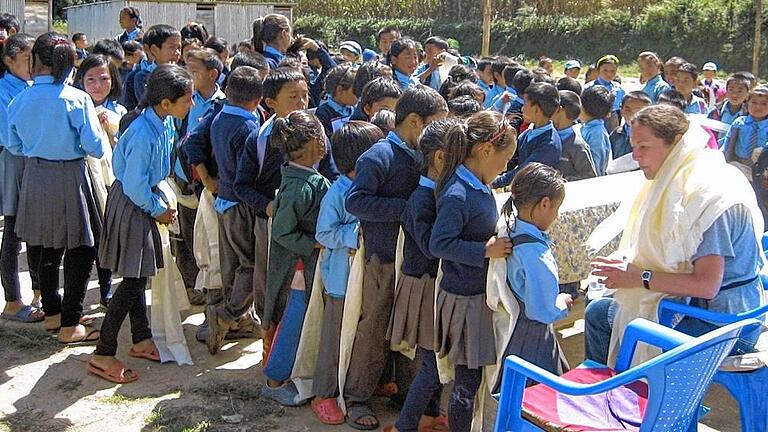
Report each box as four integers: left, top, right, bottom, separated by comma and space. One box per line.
210, 104, 261, 214
610, 123, 632, 159
7, 75, 105, 160
723, 115, 768, 160
492, 121, 561, 188
117, 27, 141, 43
580, 118, 611, 176
112, 107, 175, 217
507, 219, 568, 324
401, 176, 439, 278
316, 175, 359, 298
491, 86, 522, 113
263, 45, 285, 70
174, 86, 226, 182
0, 73, 29, 148
585, 77, 625, 112
346, 130, 421, 263
415, 63, 441, 91
476, 80, 494, 109
685, 94, 708, 115
430, 165, 496, 296
485, 83, 503, 109
394, 68, 419, 91
710, 101, 747, 147
641, 74, 670, 103
100, 99, 127, 116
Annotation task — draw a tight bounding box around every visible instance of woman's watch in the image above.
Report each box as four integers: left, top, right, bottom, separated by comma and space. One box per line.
641, 270, 653, 290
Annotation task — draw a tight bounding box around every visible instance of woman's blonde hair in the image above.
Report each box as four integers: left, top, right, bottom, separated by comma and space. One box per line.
631, 104, 689, 146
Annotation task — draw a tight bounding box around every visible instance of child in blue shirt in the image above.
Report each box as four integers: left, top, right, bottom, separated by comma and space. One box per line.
476, 57, 495, 108
637, 51, 670, 103
485, 57, 512, 109
493, 82, 562, 188
90, 64, 193, 383
429, 110, 517, 432
260, 111, 330, 405
609, 91, 652, 160
415, 36, 448, 91
552, 90, 596, 181
0, 33, 41, 322
343, 86, 448, 430
310, 121, 382, 425
121, 24, 181, 111
710, 74, 751, 146
252, 14, 291, 69
490, 64, 525, 114
385, 118, 457, 432
499, 163, 572, 381
184, 48, 225, 136
580, 85, 614, 176
315, 64, 357, 140
8, 33, 107, 343
676, 63, 708, 115
724, 87, 768, 176
349, 77, 402, 122
583, 55, 625, 130
387, 38, 420, 91
204, 66, 263, 355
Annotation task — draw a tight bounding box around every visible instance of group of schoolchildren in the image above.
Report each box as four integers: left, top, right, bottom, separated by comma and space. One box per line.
0, 7, 767, 431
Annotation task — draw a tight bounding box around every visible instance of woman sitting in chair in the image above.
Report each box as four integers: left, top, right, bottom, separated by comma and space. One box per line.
585, 104, 767, 367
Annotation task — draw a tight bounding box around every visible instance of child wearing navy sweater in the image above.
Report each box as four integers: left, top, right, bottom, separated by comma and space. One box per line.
384, 118, 457, 432
350, 77, 402, 123
552, 90, 596, 181
498, 163, 572, 384
343, 86, 448, 430
205, 66, 263, 355
260, 110, 330, 405
314, 64, 357, 139
311, 121, 382, 425
580, 86, 614, 176
429, 110, 517, 432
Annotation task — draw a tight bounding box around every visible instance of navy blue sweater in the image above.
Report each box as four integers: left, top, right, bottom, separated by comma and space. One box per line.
183, 100, 226, 179
430, 169, 497, 296
210, 108, 260, 203
401, 183, 439, 278
349, 104, 368, 122
493, 126, 562, 188
314, 102, 344, 142
346, 137, 421, 263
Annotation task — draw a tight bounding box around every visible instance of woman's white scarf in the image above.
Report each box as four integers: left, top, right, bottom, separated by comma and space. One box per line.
607, 123, 764, 367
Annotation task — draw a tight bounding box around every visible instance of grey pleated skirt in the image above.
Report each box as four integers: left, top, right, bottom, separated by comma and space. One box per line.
16, 157, 101, 249
434, 289, 496, 369
98, 181, 163, 278
0, 150, 23, 216
502, 300, 569, 378
387, 273, 436, 351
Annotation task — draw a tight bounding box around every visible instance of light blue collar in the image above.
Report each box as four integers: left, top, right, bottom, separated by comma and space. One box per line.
102, 99, 120, 114
139, 58, 157, 73
32, 75, 55, 85
394, 69, 416, 90
264, 45, 285, 62
477, 80, 490, 92
511, 219, 549, 242
419, 176, 436, 190
194, 85, 223, 104
745, 115, 768, 128
337, 174, 353, 190
221, 104, 258, 121
646, 74, 662, 86
3, 73, 30, 90
525, 121, 554, 143
125, 27, 141, 41
143, 107, 166, 136
583, 118, 606, 129
322, 97, 353, 118
557, 126, 575, 142
456, 164, 491, 195
387, 131, 422, 165
596, 77, 615, 88
506, 86, 517, 98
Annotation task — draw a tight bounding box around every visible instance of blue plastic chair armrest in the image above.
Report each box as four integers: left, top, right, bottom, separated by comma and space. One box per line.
615, 318, 694, 372
658, 298, 768, 327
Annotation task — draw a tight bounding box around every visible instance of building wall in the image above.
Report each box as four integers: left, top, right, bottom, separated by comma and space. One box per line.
66, 0, 125, 42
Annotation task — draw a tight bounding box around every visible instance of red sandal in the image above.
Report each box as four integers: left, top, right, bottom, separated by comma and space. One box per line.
311, 397, 345, 425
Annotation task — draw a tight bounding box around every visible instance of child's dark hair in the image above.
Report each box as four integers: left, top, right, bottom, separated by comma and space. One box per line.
252, 14, 290, 54
556, 76, 582, 95
447, 64, 477, 83
657, 89, 687, 111
491, 57, 514, 79
353, 61, 392, 97
31, 32, 76, 84
92, 38, 124, 61
437, 110, 517, 194
120, 64, 192, 132
533, 73, 557, 86
204, 36, 228, 54
622, 90, 652, 107
0, 33, 33, 75
332, 120, 383, 174
143, 24, 180, 51
748, 86, 768, 102
270, 110, 325, 160
263, 67, 305, 101
419, 118, 459, 170
732, 71, 757, 89
72, 33, 86, 43
376, 26, 401, 43
557, 90, 581, 121
503, 64, 526, 88
505, 162, 565, 215
677, 62, 698, 80
188, 48, 224, 74
230, 50, 268, 73
447, 95, 481, 118
121, 40, 142, 56
395, 85, 448, 126
0, 13, 20, 33
424, 36, 449, 51
225, 66, 263, 105
477, 57, 493, 73
511, 69, 534, 95
525, 82, 560, 117
386, 38, 418, 65
360, 77, 402, 112
180, 23, 209, 44
449, 81, 483, 103
75, 54, 123, 101
726, 73, 752, 92
581, 85, 614, 119
120, 7, 142, 28
325, 64, 356, 98
371, 109, 395, 133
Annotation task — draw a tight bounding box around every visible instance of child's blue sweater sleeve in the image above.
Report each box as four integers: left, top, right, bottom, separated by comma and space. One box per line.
316, 188, 358, 250
429, 193, 486, 268
345, 147, 406, 222
234, 130, 272, 214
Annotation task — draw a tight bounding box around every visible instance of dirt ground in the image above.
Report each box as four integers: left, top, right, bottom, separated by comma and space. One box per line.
0, 241, 743, 432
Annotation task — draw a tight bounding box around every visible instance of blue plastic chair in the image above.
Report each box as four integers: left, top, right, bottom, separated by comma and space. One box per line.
494, 318, 758, 432
658, 298, 768, 432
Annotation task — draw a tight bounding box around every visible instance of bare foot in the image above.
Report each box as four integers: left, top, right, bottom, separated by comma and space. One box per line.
131, 339, 156, 353
58, 324, 99, 343
44, 314, 61, 331
90, 353, 119, 371
355, 415, 378, 428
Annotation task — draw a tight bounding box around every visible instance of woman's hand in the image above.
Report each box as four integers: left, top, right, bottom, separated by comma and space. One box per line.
590, 256, 642, 289
485, 236, 512, 258
155, 208, 177, 225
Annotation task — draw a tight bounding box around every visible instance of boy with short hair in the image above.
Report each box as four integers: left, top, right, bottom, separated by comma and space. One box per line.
610, 91, 652, 159
710, 73, 751, 146
490, 63, 525, 113
416, 36, 448, 91
701, 62, 722, 109
553, 90, 596, 181
580, 85, 614, 176
350, 77, 402, 122
72, 33, 88, 64
203, 36, 230, 85
476, 57, 495, 108
493, 82, 562, 188
122, 24, 182, 111
564, 60, 581, 79
675, 62, 707, 114
185, 48, 225, 135
557, 76, 582, 95
724, 86, 768, 180
377, 26, 401, 59
487, 56, 513, 108
315, 64, 358, 139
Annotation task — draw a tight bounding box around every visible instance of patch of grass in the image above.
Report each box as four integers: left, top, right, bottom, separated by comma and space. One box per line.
0, 324, 58, 352
101, 393, 150, 405
0, 420, 10, 432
